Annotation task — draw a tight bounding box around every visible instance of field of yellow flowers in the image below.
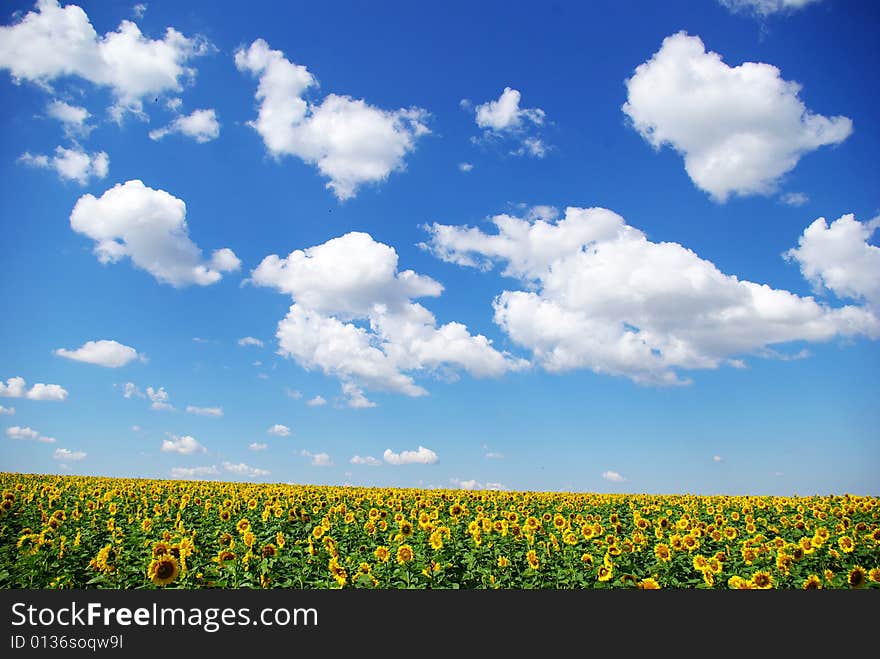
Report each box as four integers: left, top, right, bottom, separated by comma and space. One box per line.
1, 472, 878, 589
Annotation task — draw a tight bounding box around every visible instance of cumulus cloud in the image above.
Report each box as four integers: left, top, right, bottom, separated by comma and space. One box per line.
306, 395, 326, 407
46, 99, 91, 136
484, 451, 504, 460
383, 445, 438, 465
238, 336, 264, 348
234, 38, 429, 200
250, 231, 526, 407
122, 382, 144, 398
349, 455, 381, 466
267, 424, 290, 436
186, 405, 223, 417
718, 0, 821, 17
300, 449, 332, 466
780, 192, 809, 207
0, 0, 211, 119
622, 32, 852, 202
713, 455, 724, 462
222, 461, 269, 478
451, 478, 506, 491
284, 388, 302, 400
248, 442, 267, 451
458, 162, 473, 172
146, 386, 173, 411
0, 376, 68, 401
0, 405, 14, 415
69, 180, 240, 287
53, 447, 86, 461
6, 426, 55, 443
149, 108, 219, 143
54, 339, 141, 367
602, 470, 626, 483
423, 205, 879, 385
784, 214, 880, 309
19, 146, 108, 184
470, 87, 548, 158
170, 465, 218, 479
161, 434, 205, 454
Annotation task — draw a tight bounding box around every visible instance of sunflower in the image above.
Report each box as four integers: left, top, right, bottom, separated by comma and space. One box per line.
802, 575, 822, 590
497, 556, 509, 569
261, 543, 277, 558
638, 578, 661, 590
869, 568, 880, 583
848, 566, 867, 589
152, 541, 171, 558
216, 550, 235, 564
219, 509, 231, 522
693, 555, 708, 572
654, 543, 672, 562
526, 550, 540, 570
620, 573, 638, 588
429, 530, 444, 551
148, 555, 179, 586
312, 525, 325, 539
750, 571, 773, 590
837, 536, 855, 553
727, 576, 749, 589
597, 565, 613, 582
236, 518, 250, 534
219, 532, 234, 548
396, 544, 414, 564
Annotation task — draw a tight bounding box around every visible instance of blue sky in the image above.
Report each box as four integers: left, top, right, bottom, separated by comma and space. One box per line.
0, 0, 877, 495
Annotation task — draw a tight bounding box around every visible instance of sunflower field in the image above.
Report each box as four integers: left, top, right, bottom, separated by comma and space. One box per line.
1, 472, 878, 589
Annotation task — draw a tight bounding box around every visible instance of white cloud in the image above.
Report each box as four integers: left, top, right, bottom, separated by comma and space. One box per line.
238, 336, 264, 348
306, 395, 326, 407
383, 445, 438, 465
122, 382, 144, 398
267, 424, 290, 436
300, 449, 332, 467
222, 461, 269, 478
284, 388, 302, 399
250, 231, 525, 407
149, 108, 219, 143
780, 192, 809, 207
0, 405, 14, 415
53, 448, 86, 461
161, 434, 205, 454
484, 451, 504, 460
472, 87, 548, 158
0, 376, 68, 401
234, 38, 429, 200
718, 0, 821, 17
0, 0, 210, 119
70, 180, 240, 287
784, 214, 880, 309
349, 455, 381, 466
451, 477, 506, 491
132, 3, 147, 19
186, 405, 223, 417
622, 32, 852, 202
20, 146, 108, 184
170, 465, 218, 479
248, 442, 267, 451
713, 455, 724, 462
423, 205, 879, 385
46, 99, 91, 136
131, 425, 141, 432
475, 87, 544, 131
54, 339, 140, 367
602, 470, 626, 483
6, 426, 56, 443
146, 386, 173, 411
458, 162, 473, 172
